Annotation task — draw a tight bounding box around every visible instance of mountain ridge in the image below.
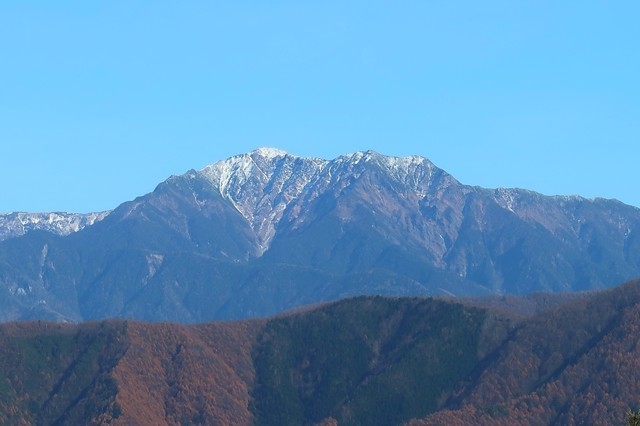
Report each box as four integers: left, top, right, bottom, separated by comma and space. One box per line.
3, 148, 634, 244
0, 148, 638, 323
1, 280, 640, 425
0, 211, 109, 242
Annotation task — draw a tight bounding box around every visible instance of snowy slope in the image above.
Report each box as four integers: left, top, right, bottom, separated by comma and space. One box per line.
198, 148, 450, 252
199, 148, 327, 252
0, 211, 110, 241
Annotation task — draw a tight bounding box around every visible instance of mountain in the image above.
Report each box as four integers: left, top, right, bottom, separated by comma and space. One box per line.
0, 148, 639, 322
0, 319, 261, 425
411, 279, 640, 425
0, 211, 109, 241
1, 280, 640, 425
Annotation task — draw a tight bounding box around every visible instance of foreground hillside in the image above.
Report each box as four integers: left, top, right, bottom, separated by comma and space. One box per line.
413, 279, 640, 425
1, 280, 640, 425
0, 320, 261, 425
1, 149, 639, 322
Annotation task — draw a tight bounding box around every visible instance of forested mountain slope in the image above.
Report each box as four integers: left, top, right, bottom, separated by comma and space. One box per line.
1, 281, 640, 425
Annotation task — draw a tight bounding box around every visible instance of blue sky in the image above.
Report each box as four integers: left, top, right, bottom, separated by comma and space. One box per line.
1, 1, 639, 213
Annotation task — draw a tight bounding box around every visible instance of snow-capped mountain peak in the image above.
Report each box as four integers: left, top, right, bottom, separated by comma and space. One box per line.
196, 148, 453, 252
199, 149, 327, 252
250, 147, 291, 159
2, 147, 640, 325
333, 150, 445, 199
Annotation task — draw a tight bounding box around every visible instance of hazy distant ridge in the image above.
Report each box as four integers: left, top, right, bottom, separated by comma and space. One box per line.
0, 211, 110, 241
0, 148, 638, 323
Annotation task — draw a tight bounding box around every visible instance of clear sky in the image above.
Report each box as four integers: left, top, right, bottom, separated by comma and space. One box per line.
1, 1, 639, 213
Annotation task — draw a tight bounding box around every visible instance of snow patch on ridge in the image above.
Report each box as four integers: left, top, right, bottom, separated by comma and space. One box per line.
494, 188, 519, 212
337, 151, 439, 198
198, 148, 446, 254
199, 148, 328, 253
0, 211, 110, 241
252, 147, 289, 159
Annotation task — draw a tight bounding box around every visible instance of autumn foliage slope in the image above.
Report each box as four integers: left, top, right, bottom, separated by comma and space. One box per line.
1, 280, 640, 425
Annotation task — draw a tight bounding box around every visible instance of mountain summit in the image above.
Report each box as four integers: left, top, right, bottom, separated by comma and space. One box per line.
0, 148, 638, 322
198, 148, 445, 253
